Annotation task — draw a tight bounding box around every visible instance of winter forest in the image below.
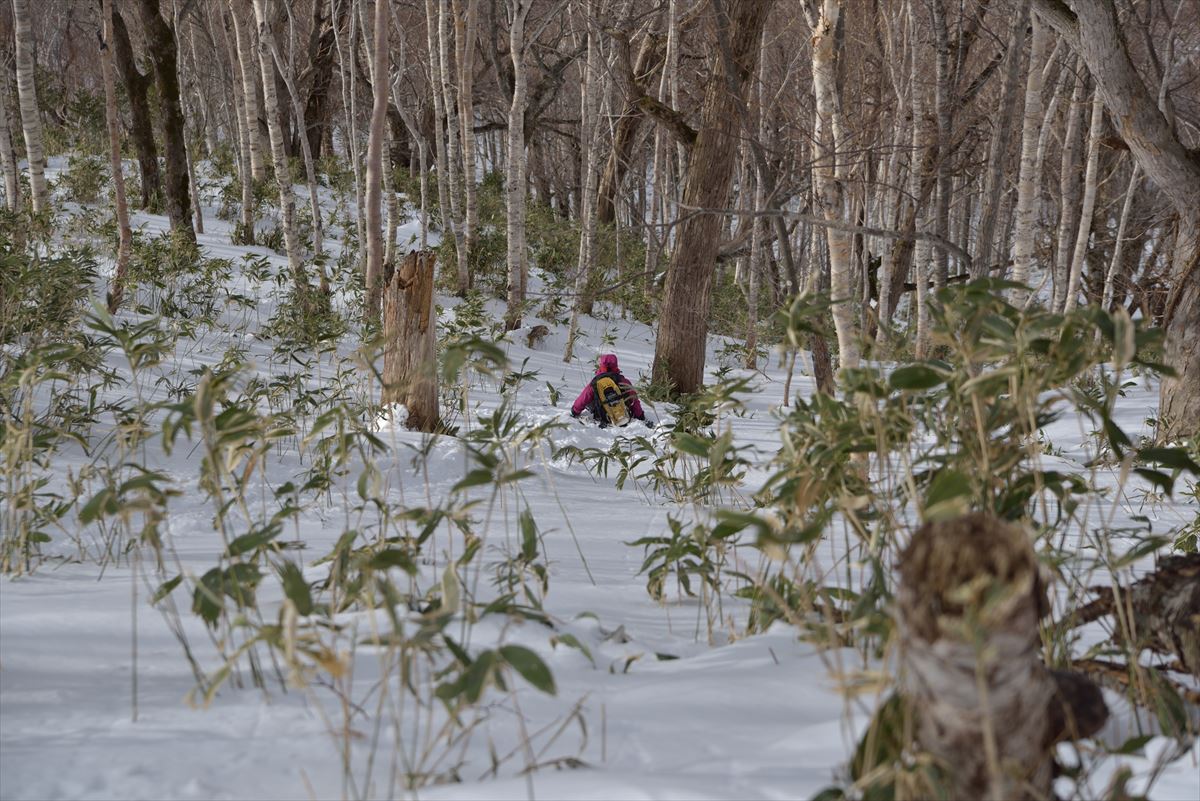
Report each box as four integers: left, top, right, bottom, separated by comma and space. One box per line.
1, 0, 1199, 798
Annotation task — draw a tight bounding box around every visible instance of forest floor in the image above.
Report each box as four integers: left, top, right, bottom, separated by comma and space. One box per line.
1, 162, 1197, 800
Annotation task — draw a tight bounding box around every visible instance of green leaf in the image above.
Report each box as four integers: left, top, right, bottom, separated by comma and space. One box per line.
452, 469, 495, 493
1133, 467, 1175, 496
889, 364, 947, 391
551, 633, 594, 666
151, 575, 183, 605
499, 645, 557, 695
367, 548, 417, 574
924, 469, 972, 521
78, 488, 116, 524
226, 524, 282, 557
672, 433, 712, 458
463, 650, 498, 703
1137, 447, 1200, 475
277, 561, 313, 616
519, 507, 538, 562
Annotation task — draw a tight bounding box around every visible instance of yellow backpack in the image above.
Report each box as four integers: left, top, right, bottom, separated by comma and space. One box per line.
591, 374, 630, 426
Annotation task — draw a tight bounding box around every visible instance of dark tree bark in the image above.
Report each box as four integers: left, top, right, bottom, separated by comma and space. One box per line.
111, 7, 161, 211
652, 0, 772, 395
134, 0, 194, 240
597, 32, 664, 228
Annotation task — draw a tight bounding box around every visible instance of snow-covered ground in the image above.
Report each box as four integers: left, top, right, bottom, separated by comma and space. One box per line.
1, 160, 1197, 800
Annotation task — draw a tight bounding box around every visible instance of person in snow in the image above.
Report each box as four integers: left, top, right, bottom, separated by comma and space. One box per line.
571, 354, 653, 428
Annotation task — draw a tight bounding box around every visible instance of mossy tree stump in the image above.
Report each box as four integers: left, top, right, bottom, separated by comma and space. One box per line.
381, 250, 439, 432
896, 513, 1106, 800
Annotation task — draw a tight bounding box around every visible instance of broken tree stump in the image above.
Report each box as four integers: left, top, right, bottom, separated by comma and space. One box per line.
896, 512, 1107, 800
381, 250, 440, 432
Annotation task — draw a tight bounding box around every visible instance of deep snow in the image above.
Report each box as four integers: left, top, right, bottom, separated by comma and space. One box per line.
1, 159, 1197, 800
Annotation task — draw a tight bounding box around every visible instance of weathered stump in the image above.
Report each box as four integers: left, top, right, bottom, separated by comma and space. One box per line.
381, 250, 439, 432
896, 513, 1106, 800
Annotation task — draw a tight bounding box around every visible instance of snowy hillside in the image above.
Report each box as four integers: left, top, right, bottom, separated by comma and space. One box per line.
1, 163, 1198, 801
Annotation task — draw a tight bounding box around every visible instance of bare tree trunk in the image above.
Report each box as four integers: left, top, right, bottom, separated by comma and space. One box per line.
437, 0, 469, 295
0, 63, 19, 209
973, 6, 1027, 279
455, 0, 480, 271
1101, 163, 1140, 311
930, 0, 951, 290
303, 0, 340, 163
219, 7, 256, 244
100, 0, 133, 312
11, 0, 48, 213
112, 9, 162, 211
136, 0, 195, 241
388, 58, 430, 250
1052, 69, 1086, 311
808, 0, 858, 372
1063, 92, 1103, 313
264, 13, 325, 267
908, 0, 935, 357
651, 0, 771, 394
381, 251, 440, 432
564, 3, 602, 363
332, 0, 365, 250
422, 0, 454, 287
503, 0, 532, 331
363, 0, 389, 318
230, 1, 267, 181
250, 0, 304, 288
1033, 0, 1200, 436
1010, 18, 1051, 302
897, 513, 1106, 800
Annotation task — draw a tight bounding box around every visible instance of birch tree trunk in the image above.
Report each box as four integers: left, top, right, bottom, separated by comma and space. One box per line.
0, 65, 18, 209
363, 0, 389, 318
564, 3, 602, 363
100, 0, 134, 312
1101, 163, 1140, 311
230, 2, 267, 182
251, 0, 304, 286
909, 0, 935, 357
930, 0, 951, 289
1052, 70, 1086, 311
1063, 92, 1103, 313
438, 0, 469, 295
503, 0, 532, 331
1010, 18, 1051, 301
455, 0, 480, 271
332, 0, 365, 250
808, 0, 858, 372
423, 0, 457, 290
220, 7, 256, 244
11, 0, 48, 213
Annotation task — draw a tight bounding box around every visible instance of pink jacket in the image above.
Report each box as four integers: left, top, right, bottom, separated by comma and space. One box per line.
571, 354, 645, 421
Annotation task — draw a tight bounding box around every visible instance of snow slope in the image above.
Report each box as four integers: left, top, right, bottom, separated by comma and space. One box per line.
1, 162, 1197, 800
